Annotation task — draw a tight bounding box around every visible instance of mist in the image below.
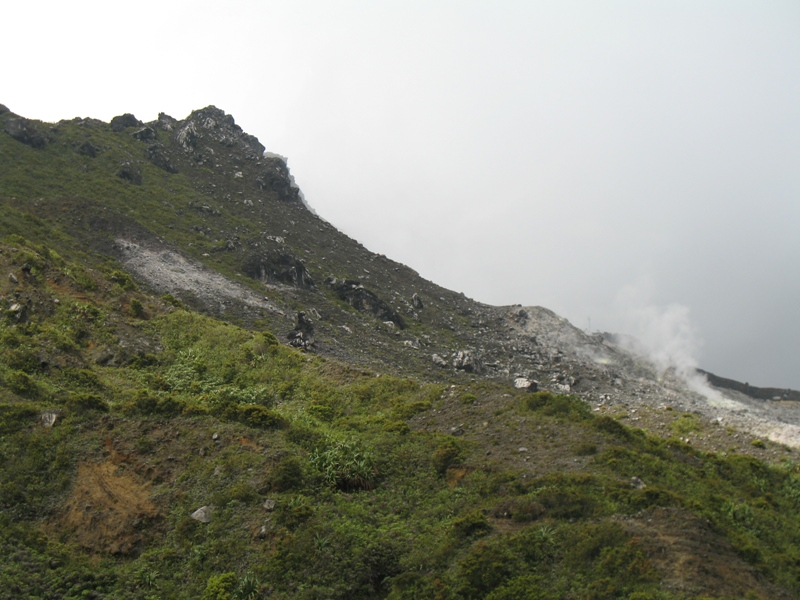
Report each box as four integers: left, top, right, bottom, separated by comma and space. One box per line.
2, 1, 798, 389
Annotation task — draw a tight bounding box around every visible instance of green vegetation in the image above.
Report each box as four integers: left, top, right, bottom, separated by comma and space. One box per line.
1, 110, 799, 598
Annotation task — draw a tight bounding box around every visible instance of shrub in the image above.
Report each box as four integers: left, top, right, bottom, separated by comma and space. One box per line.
270, 456, 305, 492
452, 510, 492, 539
202, 572, 236, 600
311, 438, 377, 491
234, 404, 289, 429
4, 370, 37, 397
592, 415, 634, 442
129, 298, 145, 318
434, 438, 464, 475
66, 393, 109, 413
525, 392, 591, 421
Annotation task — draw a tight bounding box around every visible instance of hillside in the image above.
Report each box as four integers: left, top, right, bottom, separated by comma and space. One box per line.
1, 103, 800, 599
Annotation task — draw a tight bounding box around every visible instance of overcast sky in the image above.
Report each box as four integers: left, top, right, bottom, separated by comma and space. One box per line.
3, 1, 799, 389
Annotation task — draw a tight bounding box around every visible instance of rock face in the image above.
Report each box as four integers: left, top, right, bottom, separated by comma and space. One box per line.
110, 113, 142, 132
4, 116, 47, 148
326, 277, 406, 329
256, 157, 301, 202
174, 105, 265, 160
242, 247, 314, 289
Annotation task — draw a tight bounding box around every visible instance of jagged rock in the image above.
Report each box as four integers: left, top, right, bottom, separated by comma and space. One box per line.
156, 112, 176, 131
242, 248, 314, 289
8, 273, 18, 284
190, 506, 213, 523
116, 161, 142, 185
288, 311, 315, 349
3, 117, 47, 148
256, 157, 300, 202
453, 350, 482, 374
514, 377, 538, 392
146, 144, 178, 173
0, 104, 9, 114
76, 141, 100, 158
263, 499, 276, 511
132, 126, 156, 141
110, 113, 142, 132
631, 477, 647, 490
432, 354, 448, 368
176, 120, 197, 151
411, 293, 424, 309
326, 277, 406, 329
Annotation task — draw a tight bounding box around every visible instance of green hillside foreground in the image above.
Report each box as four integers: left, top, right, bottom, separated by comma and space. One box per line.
1, 106, 800, 598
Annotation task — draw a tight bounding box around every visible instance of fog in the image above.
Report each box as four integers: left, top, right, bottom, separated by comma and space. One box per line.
3, 1, 799, 388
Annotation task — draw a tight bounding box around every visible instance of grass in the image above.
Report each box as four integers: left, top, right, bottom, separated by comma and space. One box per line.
2, 111, 800, 598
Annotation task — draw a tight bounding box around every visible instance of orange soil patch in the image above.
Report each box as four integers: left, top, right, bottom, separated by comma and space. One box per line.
53, 461, 162, 555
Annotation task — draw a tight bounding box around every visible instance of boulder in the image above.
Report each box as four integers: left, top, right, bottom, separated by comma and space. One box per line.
116, 161, 142, 185
432, 354, 448, 368
110, 113, 142, 132
3, 117, 47, 148
411, 293, 424, 310
131, 126, 156, 141
453, 350, 482, 374
76, 141, 101, 157
190, 506, 213, 523
514, 377, 538, 392
287, 311, 315, 350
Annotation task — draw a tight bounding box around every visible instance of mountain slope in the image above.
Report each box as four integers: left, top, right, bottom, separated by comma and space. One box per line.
2, 104, 800, 599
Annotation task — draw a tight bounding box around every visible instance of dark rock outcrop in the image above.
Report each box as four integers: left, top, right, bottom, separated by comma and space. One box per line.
132, 126, 156, 142
242, 248, 314, 289
255, 157, 300, 202
287, 311, 315, 349
110, 113, 142, 132
76, 141, 101, 158
0, 104, 9, 115
146, 144, 178, 173
117, 161, 142, 185
326, 277, 406, 329
4, 117, 47, 148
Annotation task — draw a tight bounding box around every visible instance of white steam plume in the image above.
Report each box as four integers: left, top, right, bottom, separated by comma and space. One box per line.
613, 278, 723, 402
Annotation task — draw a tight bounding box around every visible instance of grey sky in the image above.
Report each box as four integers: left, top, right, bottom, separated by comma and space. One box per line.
3, 1, 799, 388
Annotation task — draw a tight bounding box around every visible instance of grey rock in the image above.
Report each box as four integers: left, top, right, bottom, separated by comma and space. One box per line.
411, 293, 424, 309
39, 411, 58, 427
514, 377, 538, 392
432, 354, 448, 368
132, 126, 156, 142
287, 311, 315, 349
8, 273, 18, 284
146, 143, 178, 173
190, 506, 213, 523
263, 498, 276, 511
4, 117, 47, 148
453, 350, 482, 374
630, 476, 647, 489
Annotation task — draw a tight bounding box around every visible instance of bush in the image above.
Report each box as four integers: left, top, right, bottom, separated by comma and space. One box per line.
452, 510, 492, 539
311, 438, 377, 491
433, 438, 464, 475
525, 392, 591, 421
4, 370, 37, 397
202, 572, 236, 600
234, 404, 289, 429
66, 393, 109, 413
